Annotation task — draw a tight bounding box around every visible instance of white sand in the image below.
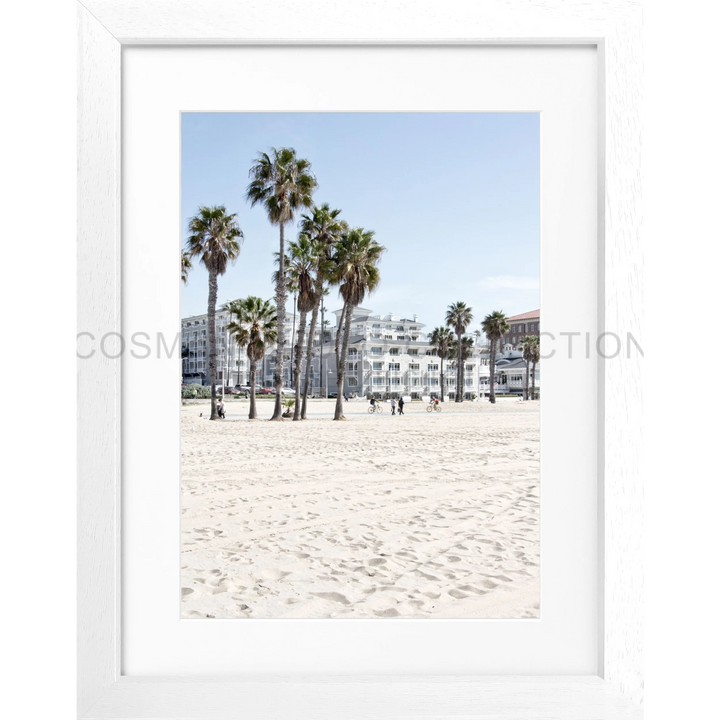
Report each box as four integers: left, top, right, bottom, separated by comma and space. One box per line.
181, 398, 539, 619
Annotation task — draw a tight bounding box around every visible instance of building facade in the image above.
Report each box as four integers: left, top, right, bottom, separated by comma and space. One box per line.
182, 306, 540, 398
502, 309, 540, 351
181, 308, 321, 388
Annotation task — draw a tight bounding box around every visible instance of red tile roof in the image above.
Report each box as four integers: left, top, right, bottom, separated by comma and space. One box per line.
506, 309, 540, 322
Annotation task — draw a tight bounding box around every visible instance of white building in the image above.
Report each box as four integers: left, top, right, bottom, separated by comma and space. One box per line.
299, 307, 538, 400
181, 307, 321, 388
181, 305, 539, 398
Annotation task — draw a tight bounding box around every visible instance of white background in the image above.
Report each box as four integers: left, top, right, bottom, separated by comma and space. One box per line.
122, 45, 597, 676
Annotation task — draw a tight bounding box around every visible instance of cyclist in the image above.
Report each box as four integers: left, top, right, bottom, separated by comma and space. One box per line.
369, 396, 376, 409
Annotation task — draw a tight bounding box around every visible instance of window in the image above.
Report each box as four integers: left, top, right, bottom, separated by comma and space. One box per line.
372, 323, 381, 328
511, 375, 523, 383
465, 364, 474, 372
408, 349, 418, 356
530, 324, 535, 331
389, 348, 399, 356
411, 378, 420, 386
409, 326, 418, 331
372, 333, 381, 338
389, 363, 400, 371
448, 379, 456, 386
465, 378, 474, 386
397, 335, 405, 340
512, 337, 516, 344
371, 347, 382, 355
391, 377, 400, 385
426, 349, 437, 356
346, 362, 357, 372
512, 325, 516, 332
372, 377, 384, 385
428, 364, 439, 372
409, 363, 420, 371
373, 362, 383, 371
429, 378, 439, 386
348, 347, 358, 355
348, 377, 358, 387
385, 334, 393, 339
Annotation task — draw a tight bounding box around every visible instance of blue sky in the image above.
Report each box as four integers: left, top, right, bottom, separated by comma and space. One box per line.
181, 113, 539, 333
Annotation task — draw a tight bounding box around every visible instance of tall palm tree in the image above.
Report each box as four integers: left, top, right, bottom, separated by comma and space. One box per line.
481, 310, 510, 404
429, 326, 453, 402
282, 235, 318, 420
185, 206, 243, 420
331, 228, 385, 420
298, 204, 346, 419
226, 296, 277, 419
181, 250, 192, 285
445, 302, 474, 402
246, 147, 317, 420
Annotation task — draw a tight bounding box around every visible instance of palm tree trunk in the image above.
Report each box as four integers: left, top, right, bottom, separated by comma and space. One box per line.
290, 291, 297, 386
334, 303, 347, 371
440, 357, 445, 402
455, 328, 462, 402
249, 361, 258, 419
524, 359, 529, 401
207, 267, 219, 420
271, 223, 286, 420
531, 359, 536, 400
293, 311, 308, 420
301, 296, 320, 419
489, 338, 496, 404
333, 303, 353, 420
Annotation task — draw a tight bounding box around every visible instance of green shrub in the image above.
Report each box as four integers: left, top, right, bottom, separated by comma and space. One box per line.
181, 383, 211, 399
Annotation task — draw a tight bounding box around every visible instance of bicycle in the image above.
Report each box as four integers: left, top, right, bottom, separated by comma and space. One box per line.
368, 403, 384, 414
426, 402, 442, 413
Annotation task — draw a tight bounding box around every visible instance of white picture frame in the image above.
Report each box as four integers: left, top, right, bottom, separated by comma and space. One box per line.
77, 1, 642, 718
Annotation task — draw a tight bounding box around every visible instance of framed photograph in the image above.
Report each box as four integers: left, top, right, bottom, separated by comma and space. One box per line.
78, 1, 642, 717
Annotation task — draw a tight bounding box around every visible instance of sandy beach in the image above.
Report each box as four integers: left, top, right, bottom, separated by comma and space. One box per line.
181, 398, 539, 619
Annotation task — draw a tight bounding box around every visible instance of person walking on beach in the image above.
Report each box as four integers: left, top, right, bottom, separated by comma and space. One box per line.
192, 387, 198, 401
217, 397, 226, 419
390, 397, 396, 415
398, 396, 404, 415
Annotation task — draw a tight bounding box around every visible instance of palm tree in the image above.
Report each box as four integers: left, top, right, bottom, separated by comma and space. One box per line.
226, 296, 277, 419
298, 204, 346, 419
331, 228, 385, 420
445, 302, 474, 402
282, 235, 318, 420
429, 326, 453, 402
481, 310, 510, 404
181, 250, 192, 285
246, 147, 317, 420
185, 206, 243, 419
